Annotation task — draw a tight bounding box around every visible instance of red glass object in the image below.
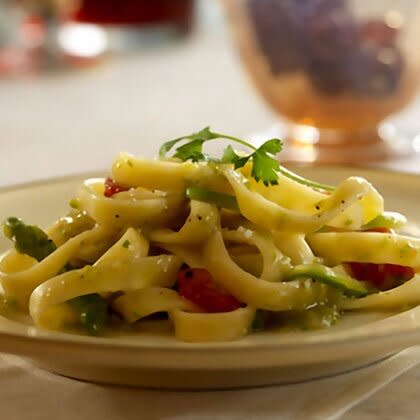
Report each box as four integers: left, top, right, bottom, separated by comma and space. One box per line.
71, 0, 194, 32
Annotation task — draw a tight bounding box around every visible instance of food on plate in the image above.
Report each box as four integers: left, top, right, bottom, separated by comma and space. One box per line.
1, 128, 419, 342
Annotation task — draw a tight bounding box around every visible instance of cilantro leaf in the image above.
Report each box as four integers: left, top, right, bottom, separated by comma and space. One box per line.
189, 127, 219, 142
252, 149, 280, 186
158, 137, 183, 158
159, 127, 334, 190
220, 145, 250, 169
173, 139, 206, 162
249, 139, 283, 186
258, 138, 282, 155
161, 128, 283, 185
220, 144, 238, 163
159, 127, 218, 159
223, 139, 283, 185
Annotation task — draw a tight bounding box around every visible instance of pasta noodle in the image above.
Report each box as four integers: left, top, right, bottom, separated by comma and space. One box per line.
0, 130, 419, 342
223, 168, 382, 233
203, 231, 330, 311
171, 307, 255, 342
307, 232, 420, 267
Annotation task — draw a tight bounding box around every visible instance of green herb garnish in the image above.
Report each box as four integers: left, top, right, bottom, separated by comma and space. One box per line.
186, 186, 239, 211
68, 293, 108, 336
69, 198, 80, 209
2, 217, 76, 274
159, 127, 334, 190
251, 310, 266, 332
284, 264, 370, 297
3, 217, 57, 262
2, 217, 108, 335
122, 240, 131, 248
362, 212, 407, 231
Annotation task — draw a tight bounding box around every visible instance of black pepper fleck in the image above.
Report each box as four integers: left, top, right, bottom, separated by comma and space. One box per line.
315, 205, 320, 210
115, 214, 120, 219
197, 215, 202, 220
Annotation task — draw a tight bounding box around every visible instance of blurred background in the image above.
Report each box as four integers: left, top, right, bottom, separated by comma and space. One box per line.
1, 0, 420, 187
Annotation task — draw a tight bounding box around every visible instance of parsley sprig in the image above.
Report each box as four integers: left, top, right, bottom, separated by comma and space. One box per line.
160, 127, 281, 186
159, 127, 334, 190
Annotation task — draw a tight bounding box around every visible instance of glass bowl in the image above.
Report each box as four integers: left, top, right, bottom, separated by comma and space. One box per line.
222, 0, 420, 163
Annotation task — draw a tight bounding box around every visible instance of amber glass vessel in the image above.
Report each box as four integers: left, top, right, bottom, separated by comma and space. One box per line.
222, 0, 420, 163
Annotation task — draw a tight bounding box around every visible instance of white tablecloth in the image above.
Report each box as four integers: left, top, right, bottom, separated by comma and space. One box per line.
1, 348, 420, 420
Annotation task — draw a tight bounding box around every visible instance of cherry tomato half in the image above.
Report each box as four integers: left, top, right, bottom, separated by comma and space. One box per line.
177, 268, 242, 313
345, 262, 414, 291
104, 177, 129, 197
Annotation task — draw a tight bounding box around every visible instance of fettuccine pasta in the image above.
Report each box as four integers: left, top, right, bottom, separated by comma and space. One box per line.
0, 128, 419, 342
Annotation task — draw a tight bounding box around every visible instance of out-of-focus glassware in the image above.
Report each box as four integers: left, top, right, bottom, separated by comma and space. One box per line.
0, 1, 50, 76
0, 0, 196, 76
222, 0, 420, 163
0, 0, 81, 75
70, 0, 194, 32
61, 0, 195, 55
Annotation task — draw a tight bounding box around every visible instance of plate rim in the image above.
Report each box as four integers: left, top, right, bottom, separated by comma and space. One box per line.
0, 165, 420, 356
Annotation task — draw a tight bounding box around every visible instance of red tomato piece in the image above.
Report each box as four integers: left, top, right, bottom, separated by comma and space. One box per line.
345, 262, 414, 291
177, 268, 242, 313
364, 227, 391, 233
104, 177, 129, 197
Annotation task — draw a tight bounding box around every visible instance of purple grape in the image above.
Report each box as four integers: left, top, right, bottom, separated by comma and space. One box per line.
301, 0, 361, 94
347, 19, 403, 97
361, 19, 398, 47
306, 58, 349, 94
247, 0, 306, 74
303, 3, 360, 60
350, 44, 403, 96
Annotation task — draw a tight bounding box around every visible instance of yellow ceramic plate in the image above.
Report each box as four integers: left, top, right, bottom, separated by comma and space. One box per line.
0, 167, 419, 389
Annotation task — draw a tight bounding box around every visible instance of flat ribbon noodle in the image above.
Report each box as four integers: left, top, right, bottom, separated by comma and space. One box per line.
0, 250, 36, 274
47, 210, 95, 246
341, 275, 420, 310
149, 201, 219, 245
223, 168, 379, 233
307, 232, 420, 267
78, 178, 185, 227
223, 227, 290, 282
243, 165, 383, 228
203, 231, 329, 310
0, 226, 107, 308
230, 254, 262, 277
157, 244, 205, 268
29, 229, 182, 330
113, 287, 198, 323
170, 306, 255, 342
112, 153, 232, 193
273, 232, 315, 265
0, 211, 97, 276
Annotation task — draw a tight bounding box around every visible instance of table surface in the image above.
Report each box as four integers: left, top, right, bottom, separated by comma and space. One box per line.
0, 3, 420, 418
